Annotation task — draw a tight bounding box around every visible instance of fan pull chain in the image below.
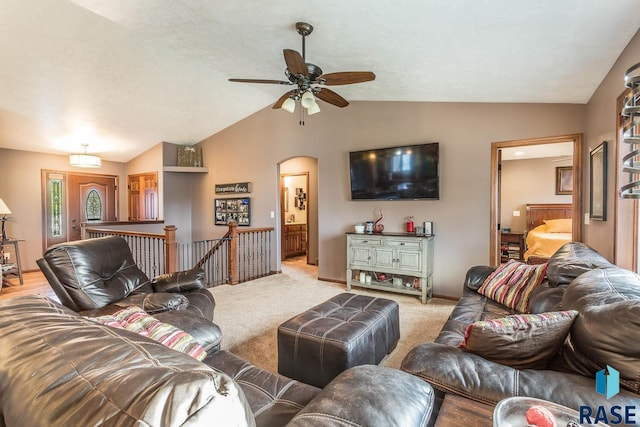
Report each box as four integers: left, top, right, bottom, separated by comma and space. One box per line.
299, 103, 305, 126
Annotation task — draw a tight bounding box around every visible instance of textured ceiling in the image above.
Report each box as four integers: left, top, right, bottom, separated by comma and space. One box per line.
1, 1, 639, 162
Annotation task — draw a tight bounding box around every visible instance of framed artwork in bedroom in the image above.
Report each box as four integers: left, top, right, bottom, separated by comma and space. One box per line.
589, 141, 607, 221
555, 166, 573, 195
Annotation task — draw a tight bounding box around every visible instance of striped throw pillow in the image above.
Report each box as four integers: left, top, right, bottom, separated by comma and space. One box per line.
88, 306, 207, 361
478, 259, 547, 312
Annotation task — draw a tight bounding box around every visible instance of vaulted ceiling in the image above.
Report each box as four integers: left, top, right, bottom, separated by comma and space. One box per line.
1, 1, 639, 162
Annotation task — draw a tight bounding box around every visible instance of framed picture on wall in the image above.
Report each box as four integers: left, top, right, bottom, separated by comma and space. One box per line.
215, 197, 251, 226
589, 141, 607, 221
555, 166, 573, 195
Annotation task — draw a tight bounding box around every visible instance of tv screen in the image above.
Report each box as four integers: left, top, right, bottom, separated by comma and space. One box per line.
349, 143, 439, 200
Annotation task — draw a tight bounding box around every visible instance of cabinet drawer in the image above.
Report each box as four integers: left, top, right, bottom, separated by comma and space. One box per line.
385, 240, 421, 249
349, 237, 382, 246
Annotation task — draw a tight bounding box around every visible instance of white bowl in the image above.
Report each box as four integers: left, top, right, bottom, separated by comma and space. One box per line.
354, 225, 365, 233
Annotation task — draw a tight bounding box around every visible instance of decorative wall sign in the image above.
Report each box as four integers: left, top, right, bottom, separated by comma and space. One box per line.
215, 182, 251, 194
215, 197, 250, 226
177, 145, 203, 167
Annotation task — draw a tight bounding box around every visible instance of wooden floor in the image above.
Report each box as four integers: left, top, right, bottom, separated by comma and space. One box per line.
1, 271, 58, 302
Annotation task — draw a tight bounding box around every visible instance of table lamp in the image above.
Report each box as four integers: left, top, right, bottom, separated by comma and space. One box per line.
0, 199, 11, 241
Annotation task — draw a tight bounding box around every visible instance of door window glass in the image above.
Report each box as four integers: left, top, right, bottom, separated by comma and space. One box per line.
85, 189, 102, 221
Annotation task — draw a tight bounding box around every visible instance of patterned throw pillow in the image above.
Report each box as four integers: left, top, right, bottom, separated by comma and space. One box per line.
459, 310, 578, 369
88, 306, 207, 361
477, 259, 548, 312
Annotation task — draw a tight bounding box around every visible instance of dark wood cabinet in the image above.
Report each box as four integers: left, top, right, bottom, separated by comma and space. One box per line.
500, 232, 525, 262
284, 224, 307, 258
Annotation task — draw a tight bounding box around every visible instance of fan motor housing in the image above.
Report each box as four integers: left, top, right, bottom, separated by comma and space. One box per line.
285, 63, 323, 83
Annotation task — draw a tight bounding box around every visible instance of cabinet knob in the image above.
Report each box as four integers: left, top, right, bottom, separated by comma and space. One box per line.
400, 242, 405, 245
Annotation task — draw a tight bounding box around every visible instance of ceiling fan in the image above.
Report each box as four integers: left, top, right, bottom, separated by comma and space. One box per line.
228, 22, 375, 121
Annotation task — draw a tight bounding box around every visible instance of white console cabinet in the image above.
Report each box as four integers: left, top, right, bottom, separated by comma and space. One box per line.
346, 232, 434, 304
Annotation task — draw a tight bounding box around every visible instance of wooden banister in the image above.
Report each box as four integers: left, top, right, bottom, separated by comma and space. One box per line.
164, 225, 177, 273
194, 230, 232, 269
229, 222, 239, 284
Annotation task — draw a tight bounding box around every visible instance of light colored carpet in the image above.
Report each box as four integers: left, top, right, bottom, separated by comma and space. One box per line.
209, 257, 457, 372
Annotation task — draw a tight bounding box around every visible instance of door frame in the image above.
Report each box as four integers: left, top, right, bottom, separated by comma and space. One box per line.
41, 169, 119, 251
280, 172, 310, 262
490, 134, 583, 265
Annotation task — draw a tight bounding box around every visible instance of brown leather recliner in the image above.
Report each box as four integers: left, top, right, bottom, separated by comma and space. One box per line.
37, 235, 222, 352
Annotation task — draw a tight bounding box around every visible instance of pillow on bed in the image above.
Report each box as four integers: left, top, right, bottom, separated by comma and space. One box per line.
543, 218, 572, 233
477, 259, 548, 312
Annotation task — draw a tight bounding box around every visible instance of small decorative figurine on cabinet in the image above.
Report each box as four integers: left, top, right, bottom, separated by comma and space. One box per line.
373, 208, 384, 233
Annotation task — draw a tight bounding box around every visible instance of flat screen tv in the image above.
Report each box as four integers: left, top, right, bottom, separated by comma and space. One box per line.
349, 143, 439, 200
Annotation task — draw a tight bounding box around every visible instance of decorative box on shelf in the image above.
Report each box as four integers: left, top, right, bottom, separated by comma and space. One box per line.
345, 232, 434, 304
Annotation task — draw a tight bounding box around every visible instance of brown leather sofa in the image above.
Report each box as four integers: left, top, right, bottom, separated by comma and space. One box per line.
36, 236, 222, 352
401, 242, 640, 416
0, 294, 436, 427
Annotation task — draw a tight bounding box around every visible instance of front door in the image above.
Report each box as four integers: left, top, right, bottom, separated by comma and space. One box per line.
42, 170, 118, 249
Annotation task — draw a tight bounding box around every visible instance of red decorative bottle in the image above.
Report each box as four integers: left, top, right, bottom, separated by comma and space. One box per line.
406, 216, 414, 233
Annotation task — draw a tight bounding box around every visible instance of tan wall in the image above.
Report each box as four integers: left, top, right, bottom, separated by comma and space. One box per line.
194, 101, 585, 298
584, 29, 640, 267
501, 157, 573, 232
0, 148, 126, 271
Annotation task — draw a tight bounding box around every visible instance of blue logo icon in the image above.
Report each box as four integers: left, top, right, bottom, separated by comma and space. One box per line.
595, 365, 620, 399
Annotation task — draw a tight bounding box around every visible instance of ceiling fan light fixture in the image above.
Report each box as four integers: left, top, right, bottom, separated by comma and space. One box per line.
301, 91, 316, 109
69, 144, 102, 168
281, 97, 296, 113
307, 102, 321, 115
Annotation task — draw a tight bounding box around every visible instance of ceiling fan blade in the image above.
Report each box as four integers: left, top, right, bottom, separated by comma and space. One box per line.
319, 71, 376, 86
273, 91, 294, 109
315, 88, 349, 108
229, 78, 292, 85
283, 49, 308, 77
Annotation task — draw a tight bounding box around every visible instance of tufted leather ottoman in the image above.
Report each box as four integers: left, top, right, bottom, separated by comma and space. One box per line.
277, 292, 400, 388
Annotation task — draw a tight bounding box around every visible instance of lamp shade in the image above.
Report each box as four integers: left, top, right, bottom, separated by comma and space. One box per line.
69, 154, 102, 168
307, 102, 321, 115
70, 144, 102, 168
301, 91, 316, 109
282, 97, 296, 113
0, 198, 11, 215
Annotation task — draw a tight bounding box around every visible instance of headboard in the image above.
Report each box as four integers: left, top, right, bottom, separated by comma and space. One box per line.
525, 203, 572, 232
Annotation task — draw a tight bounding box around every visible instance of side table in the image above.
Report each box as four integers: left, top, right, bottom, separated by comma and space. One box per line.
500, 231, 525, 263
435, 394, 494, 427
1, 239, 24, 286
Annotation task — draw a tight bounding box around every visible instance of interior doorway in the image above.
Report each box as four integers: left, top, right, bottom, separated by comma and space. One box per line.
279, 157, 319, 266
490, 134, 583, 265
